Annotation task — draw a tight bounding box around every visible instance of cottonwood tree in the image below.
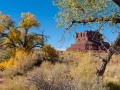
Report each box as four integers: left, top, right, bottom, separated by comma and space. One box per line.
0, 12, 44, 54
53, 0, 120, 76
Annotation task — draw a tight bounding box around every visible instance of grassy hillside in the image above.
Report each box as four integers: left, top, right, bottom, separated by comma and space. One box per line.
0, 50, 120, 90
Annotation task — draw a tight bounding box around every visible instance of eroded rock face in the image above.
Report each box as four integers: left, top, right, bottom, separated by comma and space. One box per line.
67, 30, 110, 52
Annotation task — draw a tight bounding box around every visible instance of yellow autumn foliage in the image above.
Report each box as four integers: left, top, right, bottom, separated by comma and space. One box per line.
76, 51, 85, 57
1, 12, 43, 53
70, 52, 96, 79
0, 24, 5, 33
0, 49, 37, 71
0, 58, 14, 70
42, 44, 58, 58
8, 27, 22, 43
0, 15, 10, 22
19, 12, 39, 29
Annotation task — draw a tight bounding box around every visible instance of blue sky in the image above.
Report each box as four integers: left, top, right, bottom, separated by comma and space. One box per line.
0, 0, 119, 50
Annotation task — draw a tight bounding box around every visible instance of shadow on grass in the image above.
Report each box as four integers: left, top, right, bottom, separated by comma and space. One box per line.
107, 82, 120, 90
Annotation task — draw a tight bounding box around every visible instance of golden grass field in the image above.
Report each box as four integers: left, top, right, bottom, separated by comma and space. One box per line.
0, 50, 120, 90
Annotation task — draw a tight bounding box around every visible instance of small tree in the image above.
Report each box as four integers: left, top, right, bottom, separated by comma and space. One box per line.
42, 44, 58, 63
0, 12, 44, 54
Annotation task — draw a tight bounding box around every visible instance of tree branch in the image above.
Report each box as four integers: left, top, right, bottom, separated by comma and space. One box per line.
65, 16, 120, 30
112, 0, 120, 7
96, 33, 120, 76
27, 43, 41, 50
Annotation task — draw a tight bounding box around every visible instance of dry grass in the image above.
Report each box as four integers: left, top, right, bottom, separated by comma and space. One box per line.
25, 52, 109, 90
0, 75, 26, 90
0, 49, 41, 77
0, 50, 120, 90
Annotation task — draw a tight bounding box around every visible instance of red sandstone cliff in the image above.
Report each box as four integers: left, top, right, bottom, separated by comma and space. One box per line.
67, 30, 110, 52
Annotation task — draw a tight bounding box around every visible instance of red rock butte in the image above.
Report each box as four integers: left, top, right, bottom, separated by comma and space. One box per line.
67, 30, 110, 52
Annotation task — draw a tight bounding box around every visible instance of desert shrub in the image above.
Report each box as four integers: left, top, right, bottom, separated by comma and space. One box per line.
70, 52, 95, 78
107, 82, 120, 90
58, 51, 81, 64
0, 49, 11, 62
12, 50, 38, 75
0, 76, 26, 90
1, 49, 41, 76
26, 59, 109, 90
1, 51, 118, 90
26, 61, 74, 90
0, 58, 13, 71
76, 51, 85, 58
42, 44, 58, 63
69, 52, 108, 90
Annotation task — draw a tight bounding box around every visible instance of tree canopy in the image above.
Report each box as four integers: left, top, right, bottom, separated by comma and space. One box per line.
53, 0, 120, 30
0, 12, 44, 54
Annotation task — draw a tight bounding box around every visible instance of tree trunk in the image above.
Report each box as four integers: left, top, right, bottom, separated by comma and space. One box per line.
96, 33, 120, 76
112, 0, 120, 7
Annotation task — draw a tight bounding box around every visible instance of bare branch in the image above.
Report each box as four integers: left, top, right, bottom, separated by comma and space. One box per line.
112, 0, 120, 7
65, 16, 120, 30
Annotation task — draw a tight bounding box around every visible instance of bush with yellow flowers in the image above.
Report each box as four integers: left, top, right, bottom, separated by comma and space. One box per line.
76, 51, 85, 58
0, 58, 13, 71
0, 48, 38, 75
